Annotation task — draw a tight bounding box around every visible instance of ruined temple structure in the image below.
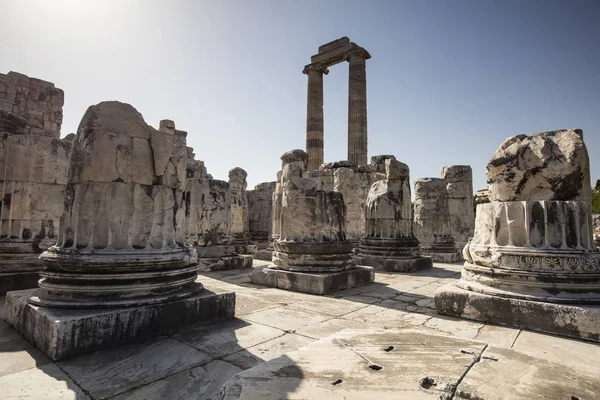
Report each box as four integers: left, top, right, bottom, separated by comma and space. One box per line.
304, 37, 370, 170
436, 129, 600, 342
250, 150, 374, 295
0, 72, 73, 294
442, 165, 475, 251
228, 167, 254, 254
184, 150, 252, 271
413, 178, 463, 263
247, 181, 276, 258
355, 158, 432, 272
4, 101, 235, 360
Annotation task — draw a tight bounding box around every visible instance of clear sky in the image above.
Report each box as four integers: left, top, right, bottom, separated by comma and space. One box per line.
1, 0, 598, 192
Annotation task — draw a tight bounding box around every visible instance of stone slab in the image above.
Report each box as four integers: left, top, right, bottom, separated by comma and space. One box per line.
0, 337, 51, 377
248, 265, 375, 295
173, 318, 285, 359
242, 306, 331, 332
0, 363, 91, 399
57, 336, 211, 399
435, 283, 600, 342
223, 332, 315, 370
197, 255, 253, 272
454, 345, 600, 399
214, 329, 487, 399
252, 248, 273, 261
5, 288, 236, 360
112, 359, 242, 400
0, 271, 40, 296
354, 255, 433, 272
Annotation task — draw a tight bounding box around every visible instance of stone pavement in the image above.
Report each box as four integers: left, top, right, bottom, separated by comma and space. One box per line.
1, 260, 599, 399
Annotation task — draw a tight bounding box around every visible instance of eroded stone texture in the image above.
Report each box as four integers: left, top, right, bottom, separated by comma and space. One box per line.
247, 181, 276, 248
0, 73, 72, 294
28, 101, 197, 308
355, 159, 432, 272
228, 167, 251, 253
441, 165, 474, 251
436, 128, 600, 342
413, 178, 462, 262
251, 150, 373, 294
487, 129, 591, 203
0, 72, 64, 138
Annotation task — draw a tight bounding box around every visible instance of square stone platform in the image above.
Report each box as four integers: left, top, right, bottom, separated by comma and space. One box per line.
197, 255, 253, 272
249, 265, 375, 295
4, 287, 236, 360
435, 283, 600, 342
354, 255, 433, 272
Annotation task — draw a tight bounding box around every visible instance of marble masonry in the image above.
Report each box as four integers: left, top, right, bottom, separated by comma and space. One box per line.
442, 165, 475, 251
185, 157, 252, 272
250, 150, 374, 295
304, 37, 371, 170
413, 177, 462, 263
4, 101, 235, 360
0, 72, 72, 294
355, 158, 432, 272
228, 167, 254, 254
247, 181, 276, 260
436, 128, 600, 341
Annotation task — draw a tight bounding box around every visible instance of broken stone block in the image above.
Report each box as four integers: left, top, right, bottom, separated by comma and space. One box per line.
228, 167, 251, 253
436, 128, 600, 342
247, 181, 276, 254
4, 101, 235, 360
442, 165, 475, 251
413, 178, 462, 263
250, 150, 374, 295
355, 158, 432, 272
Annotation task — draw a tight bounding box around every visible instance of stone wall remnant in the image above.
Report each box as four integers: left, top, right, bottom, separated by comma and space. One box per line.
441, 165, 475, 251
250, 150, 374, 295
0, 72, 72, 294
228, 167, 252, 253
247, 181, 276, 248
435, 128, 600, 342
355, 158, 432, 272
413, 178, 462, 263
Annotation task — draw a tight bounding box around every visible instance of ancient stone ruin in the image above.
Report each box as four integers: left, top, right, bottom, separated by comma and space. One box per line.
413, 177, 462, 262
355, 158, 432, 272
250, 150, 374, 294
184, 154, 252, 271
228, 167, 253, 254
435, 129, 600, 341
247, 181, 276, 259
304, 37, 370, 170
442, 165, 475, 251
4, 101, 235, 360
0, 72, 72, 295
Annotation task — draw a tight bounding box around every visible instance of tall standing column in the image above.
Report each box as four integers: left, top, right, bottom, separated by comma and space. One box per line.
346, 48, 370, 166
303, 63, 328, 171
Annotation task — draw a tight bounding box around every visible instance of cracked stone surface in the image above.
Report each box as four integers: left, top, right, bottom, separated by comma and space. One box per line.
1, 259, 599, 399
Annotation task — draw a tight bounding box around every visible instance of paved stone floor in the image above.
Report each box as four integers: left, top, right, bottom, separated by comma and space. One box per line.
1, 260, 599, 399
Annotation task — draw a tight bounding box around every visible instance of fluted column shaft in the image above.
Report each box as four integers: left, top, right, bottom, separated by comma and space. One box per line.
303, 64, 328, 171
347, 50, 369, 166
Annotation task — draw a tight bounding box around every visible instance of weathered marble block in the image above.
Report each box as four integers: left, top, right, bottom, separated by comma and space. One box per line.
442, 165, 474, 251
355, 158, 432, 272
5, 101, 235, 360
436, 128, 600, 342
229, 167, 252, 254
247, 181, 276, 247
250, 150, 374, 294
413, 177, 462, 263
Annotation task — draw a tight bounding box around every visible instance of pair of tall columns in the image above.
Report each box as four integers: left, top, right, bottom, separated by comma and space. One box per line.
304, 49, 370, 171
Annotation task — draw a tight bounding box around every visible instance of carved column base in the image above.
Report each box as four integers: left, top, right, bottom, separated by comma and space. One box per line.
355, 237, 433, 272
30, 247, 199, 308
273, 241, 354, 272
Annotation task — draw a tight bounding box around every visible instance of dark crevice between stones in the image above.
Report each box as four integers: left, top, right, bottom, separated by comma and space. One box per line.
332, 379, 342, 385
384, 346, 394, 352
368, 364, 383, 371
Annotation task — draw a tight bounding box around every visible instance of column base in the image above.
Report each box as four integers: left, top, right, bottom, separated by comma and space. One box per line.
248, 265, 374, 295
354, 254, 432, 272
4, 285, 236, 360
435, 283, 600, 342
252, 249, 273, 262
421, 250, 463, 263
197, 255, 253, 272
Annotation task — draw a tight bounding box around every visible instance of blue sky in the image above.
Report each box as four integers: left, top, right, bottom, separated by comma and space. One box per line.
1, 0, 598, 192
